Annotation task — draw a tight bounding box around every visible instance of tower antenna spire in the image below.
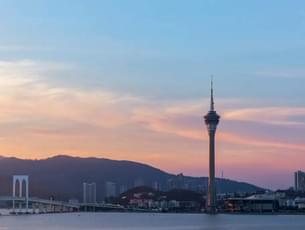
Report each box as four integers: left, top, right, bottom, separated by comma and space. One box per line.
210, 75, 214, 111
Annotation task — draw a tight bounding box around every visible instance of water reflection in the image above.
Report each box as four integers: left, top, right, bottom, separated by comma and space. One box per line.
0, 213, 304, 230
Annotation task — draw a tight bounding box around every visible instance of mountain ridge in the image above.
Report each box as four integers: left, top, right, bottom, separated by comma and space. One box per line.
0, 155, 262, 201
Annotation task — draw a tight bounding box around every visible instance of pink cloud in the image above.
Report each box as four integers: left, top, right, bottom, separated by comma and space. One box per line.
0, 60, 304, 189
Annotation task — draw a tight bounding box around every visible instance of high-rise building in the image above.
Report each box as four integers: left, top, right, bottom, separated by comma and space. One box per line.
166, 174, 186, 191
119, 185, 128, 194
204, 78, 220, 214
105, 181, 116, 197
83, 182, 97, 204
134, 178, 144, 187
294, 170, 305, 192
152, 181, 161, 191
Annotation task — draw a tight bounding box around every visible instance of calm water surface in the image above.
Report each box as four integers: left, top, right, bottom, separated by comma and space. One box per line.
0, 213, 305, 230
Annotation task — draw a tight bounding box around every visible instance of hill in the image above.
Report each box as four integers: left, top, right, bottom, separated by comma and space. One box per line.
0, 155, 262, 201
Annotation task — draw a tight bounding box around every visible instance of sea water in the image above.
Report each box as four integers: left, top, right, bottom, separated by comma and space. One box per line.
0, 212, 304, 230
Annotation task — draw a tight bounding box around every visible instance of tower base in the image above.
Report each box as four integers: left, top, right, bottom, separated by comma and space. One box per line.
206, 206, 217, 214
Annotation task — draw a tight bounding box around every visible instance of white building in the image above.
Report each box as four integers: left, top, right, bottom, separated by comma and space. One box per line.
119, 185, 128, 194
105, 181, 116, 197
83, 182, 97, 204
294, 170, 305, 192
295, 197, 305, 209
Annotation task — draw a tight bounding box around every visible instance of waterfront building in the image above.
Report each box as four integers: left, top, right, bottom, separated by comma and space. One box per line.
68, 199, 79, 205
204, 78, 220, 214
83, 182, 97, 204
294, 170, 305, 192
116, 186, 203, 212
295, 197, 305, 209
225, 194, 279, 213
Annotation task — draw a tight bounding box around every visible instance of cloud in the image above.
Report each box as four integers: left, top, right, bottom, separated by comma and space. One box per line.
131, 101, 305, 152
0, 59, 142, 132
223, 107, 305, 126
0, 45, 53, 52
253, 69, 305, 79
0, 59, 304, 184
1, 60, 304, 155
0, 59, 305, 190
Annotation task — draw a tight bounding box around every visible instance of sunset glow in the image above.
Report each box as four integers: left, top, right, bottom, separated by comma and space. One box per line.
0, 0, 304, 190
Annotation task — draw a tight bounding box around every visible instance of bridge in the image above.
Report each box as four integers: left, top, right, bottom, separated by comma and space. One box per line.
0, 196, 79, 214
0, 196, 125, 214
2, 175, 126, 215
81, 202, 125, 212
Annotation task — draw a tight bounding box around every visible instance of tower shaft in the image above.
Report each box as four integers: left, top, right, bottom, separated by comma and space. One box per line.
207, 130, 216, 213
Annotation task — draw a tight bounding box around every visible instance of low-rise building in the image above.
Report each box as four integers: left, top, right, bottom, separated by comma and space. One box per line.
225, 194, 279, 212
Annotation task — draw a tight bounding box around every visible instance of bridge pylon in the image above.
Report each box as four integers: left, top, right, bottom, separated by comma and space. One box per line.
12, 175, 29, 213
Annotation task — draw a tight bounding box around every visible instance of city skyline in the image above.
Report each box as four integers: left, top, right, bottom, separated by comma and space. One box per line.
0, 1, 304, 190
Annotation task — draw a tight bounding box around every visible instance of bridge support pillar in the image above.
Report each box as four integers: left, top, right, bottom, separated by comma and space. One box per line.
12, 175, 29, 213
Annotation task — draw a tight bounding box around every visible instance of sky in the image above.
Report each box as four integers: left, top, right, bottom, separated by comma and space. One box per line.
0, 0, 304, 190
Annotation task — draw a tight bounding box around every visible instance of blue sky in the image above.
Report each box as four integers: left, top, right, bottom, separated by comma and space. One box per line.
0, 0, 304, 189
1, 0, 305, 100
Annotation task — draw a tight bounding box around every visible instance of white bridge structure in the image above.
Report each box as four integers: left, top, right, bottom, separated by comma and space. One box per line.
9, 175, 78, 214
1, 196, 79, 214
2, 175, 124, 214
12, 175, 29, 212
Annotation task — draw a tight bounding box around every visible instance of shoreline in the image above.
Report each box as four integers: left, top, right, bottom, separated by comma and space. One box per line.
2, 210, 305, 216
